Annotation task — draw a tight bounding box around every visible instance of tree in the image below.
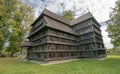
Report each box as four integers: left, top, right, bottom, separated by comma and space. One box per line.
0, 0, 9, 53
0, 0, 34, 56
62, 10, 74, 21
107, 0, 120, 50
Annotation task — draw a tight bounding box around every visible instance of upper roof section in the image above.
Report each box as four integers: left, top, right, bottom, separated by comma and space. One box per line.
31, 9, 99, 27
70, 12, 93, 25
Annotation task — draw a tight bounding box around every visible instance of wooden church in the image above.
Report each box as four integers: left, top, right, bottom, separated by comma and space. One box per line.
21, 9, 106, 61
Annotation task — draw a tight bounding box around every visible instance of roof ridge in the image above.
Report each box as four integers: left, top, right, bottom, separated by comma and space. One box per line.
43, 9, 70, 26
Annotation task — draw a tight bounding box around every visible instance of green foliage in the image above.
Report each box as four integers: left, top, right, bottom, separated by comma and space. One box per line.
62, 10, 74, 21
107, 48, 120, 55
0, 55, 120, 74
107, 0, 120, 50
0, 0, 34, 56
0, 0, 8, 53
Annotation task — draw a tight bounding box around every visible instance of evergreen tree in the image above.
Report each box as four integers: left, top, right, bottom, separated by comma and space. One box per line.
62, 10, 74, 21
0, 0, 34, 56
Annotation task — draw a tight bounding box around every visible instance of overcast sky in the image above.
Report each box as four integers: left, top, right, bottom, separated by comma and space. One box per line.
23, 0, 117, 49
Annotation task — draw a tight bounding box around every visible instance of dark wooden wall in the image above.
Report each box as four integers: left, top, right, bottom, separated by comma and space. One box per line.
72, 19, 106, 58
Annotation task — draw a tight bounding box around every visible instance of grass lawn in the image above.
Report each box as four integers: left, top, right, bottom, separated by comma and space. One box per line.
0, 55, 120, 74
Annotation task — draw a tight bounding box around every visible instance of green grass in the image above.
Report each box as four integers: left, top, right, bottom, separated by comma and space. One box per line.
0, 55, 120, 74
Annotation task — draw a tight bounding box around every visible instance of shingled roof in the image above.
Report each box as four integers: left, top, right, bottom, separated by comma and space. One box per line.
30, 9, 99, 36
70, 12, 93, 25
43, 9, 70, 25
44, 16, 76, 35
71, 12, 101, 26
43, 9, 97, 26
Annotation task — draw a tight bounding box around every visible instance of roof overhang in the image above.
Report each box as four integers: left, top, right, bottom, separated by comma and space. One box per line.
21, 41, 34, 47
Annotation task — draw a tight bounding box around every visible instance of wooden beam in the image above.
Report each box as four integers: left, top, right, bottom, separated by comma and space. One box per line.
20, 47, 23, 62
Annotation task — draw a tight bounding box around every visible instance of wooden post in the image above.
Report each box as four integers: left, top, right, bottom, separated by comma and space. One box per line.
0, 16, 2, 20
20, 47, 23, 62
55, 52, 58, 59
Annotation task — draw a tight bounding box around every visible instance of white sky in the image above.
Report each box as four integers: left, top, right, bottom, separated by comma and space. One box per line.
101, 25, 113, 49
24, 0, 117, 49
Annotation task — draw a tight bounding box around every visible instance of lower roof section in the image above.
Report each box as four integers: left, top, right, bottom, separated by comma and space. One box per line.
21, 41, 34, 47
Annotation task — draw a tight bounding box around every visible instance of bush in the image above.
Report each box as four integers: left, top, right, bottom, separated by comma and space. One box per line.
0, 54, 6, 57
